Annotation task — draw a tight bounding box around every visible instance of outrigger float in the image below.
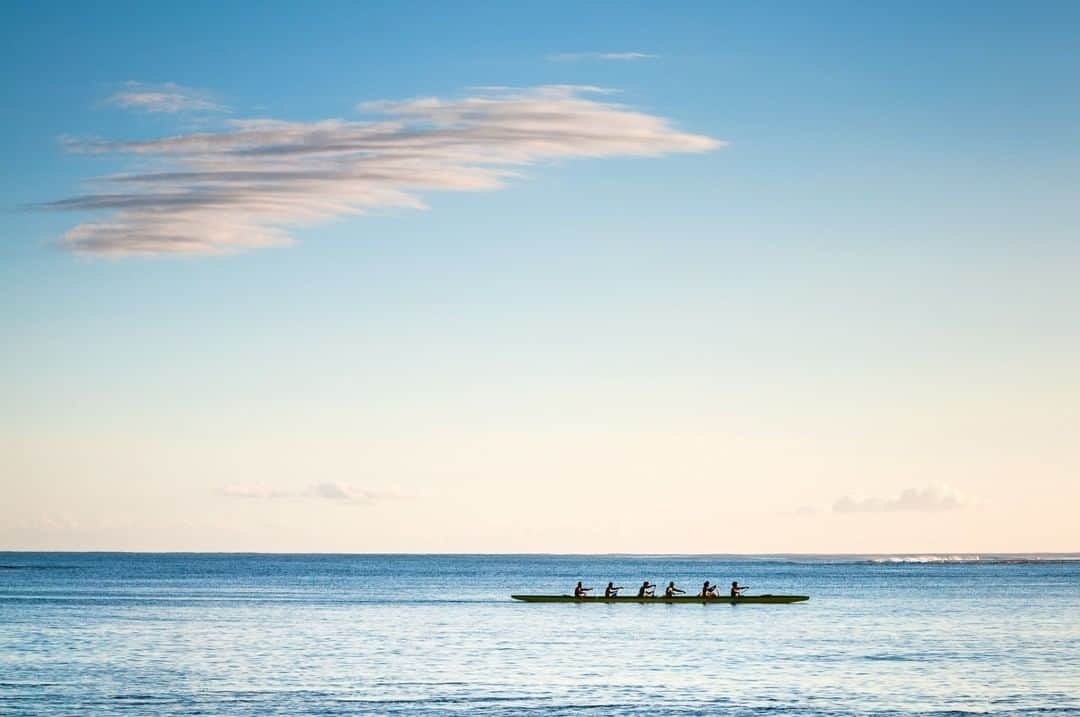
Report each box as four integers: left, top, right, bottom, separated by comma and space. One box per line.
511, 594, 808, 604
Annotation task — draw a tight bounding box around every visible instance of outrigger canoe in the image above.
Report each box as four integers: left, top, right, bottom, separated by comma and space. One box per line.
511, 594, 808, 604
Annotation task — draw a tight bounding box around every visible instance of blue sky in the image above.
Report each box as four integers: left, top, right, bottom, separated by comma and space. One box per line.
2, 1, 1078, 551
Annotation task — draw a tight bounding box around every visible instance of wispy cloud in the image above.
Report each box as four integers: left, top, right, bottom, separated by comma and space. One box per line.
42, 84, 719, 255
547, 52, 658, 62
222, 482, 403, 504
833, 485, 967, 513
105, 81, 226, 114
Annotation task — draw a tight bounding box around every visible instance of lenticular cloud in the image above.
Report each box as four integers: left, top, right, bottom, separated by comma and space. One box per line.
44, 85, 721, 256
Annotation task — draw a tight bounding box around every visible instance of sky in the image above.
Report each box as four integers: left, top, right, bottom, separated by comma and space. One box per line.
2, 1, 1078, 553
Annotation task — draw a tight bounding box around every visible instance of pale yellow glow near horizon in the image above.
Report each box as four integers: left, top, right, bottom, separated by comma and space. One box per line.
4, 372, 1077, 553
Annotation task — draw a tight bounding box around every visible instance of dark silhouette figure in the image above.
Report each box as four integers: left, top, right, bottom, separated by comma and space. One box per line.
665, 581, 685, 598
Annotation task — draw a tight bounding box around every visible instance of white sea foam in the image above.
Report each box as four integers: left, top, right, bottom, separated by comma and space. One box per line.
867, 554, 1080, 564
871, 555, 981, 563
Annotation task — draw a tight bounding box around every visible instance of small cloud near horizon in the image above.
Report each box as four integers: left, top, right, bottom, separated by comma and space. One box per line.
105, 82, 226, 114
547, 52, 658, 62
221, 482, 403, 504
833, 485, 967, 513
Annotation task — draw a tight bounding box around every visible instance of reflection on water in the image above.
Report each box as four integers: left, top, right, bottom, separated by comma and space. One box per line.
1, 553, 1078, 715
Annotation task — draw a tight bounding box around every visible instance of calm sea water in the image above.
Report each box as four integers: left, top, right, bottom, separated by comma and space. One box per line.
1, 553, 1078, 715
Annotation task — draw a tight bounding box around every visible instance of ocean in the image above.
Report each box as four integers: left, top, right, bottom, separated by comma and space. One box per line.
1, 553, 1077, 715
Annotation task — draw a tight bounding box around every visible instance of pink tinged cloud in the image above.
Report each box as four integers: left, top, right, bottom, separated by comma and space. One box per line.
105, 82, 226, 114
44, 85, 722, 256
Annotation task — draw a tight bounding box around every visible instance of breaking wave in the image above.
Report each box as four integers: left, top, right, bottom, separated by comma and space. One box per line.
866, 555, 1079, 565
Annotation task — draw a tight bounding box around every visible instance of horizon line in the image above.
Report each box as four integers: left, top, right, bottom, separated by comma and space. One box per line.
2, 550, 1077, 558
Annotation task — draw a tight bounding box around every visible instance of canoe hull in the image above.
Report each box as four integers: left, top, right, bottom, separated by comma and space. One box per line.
511, 594, 808, 604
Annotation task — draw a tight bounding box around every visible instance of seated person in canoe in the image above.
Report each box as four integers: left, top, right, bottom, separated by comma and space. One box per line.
700, 580, 719, 598
730, 581, 749, 598
664, 581, 686, 598
637, 581, 655, 597
574, 581, 593, 598
604, 581, 623, 598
